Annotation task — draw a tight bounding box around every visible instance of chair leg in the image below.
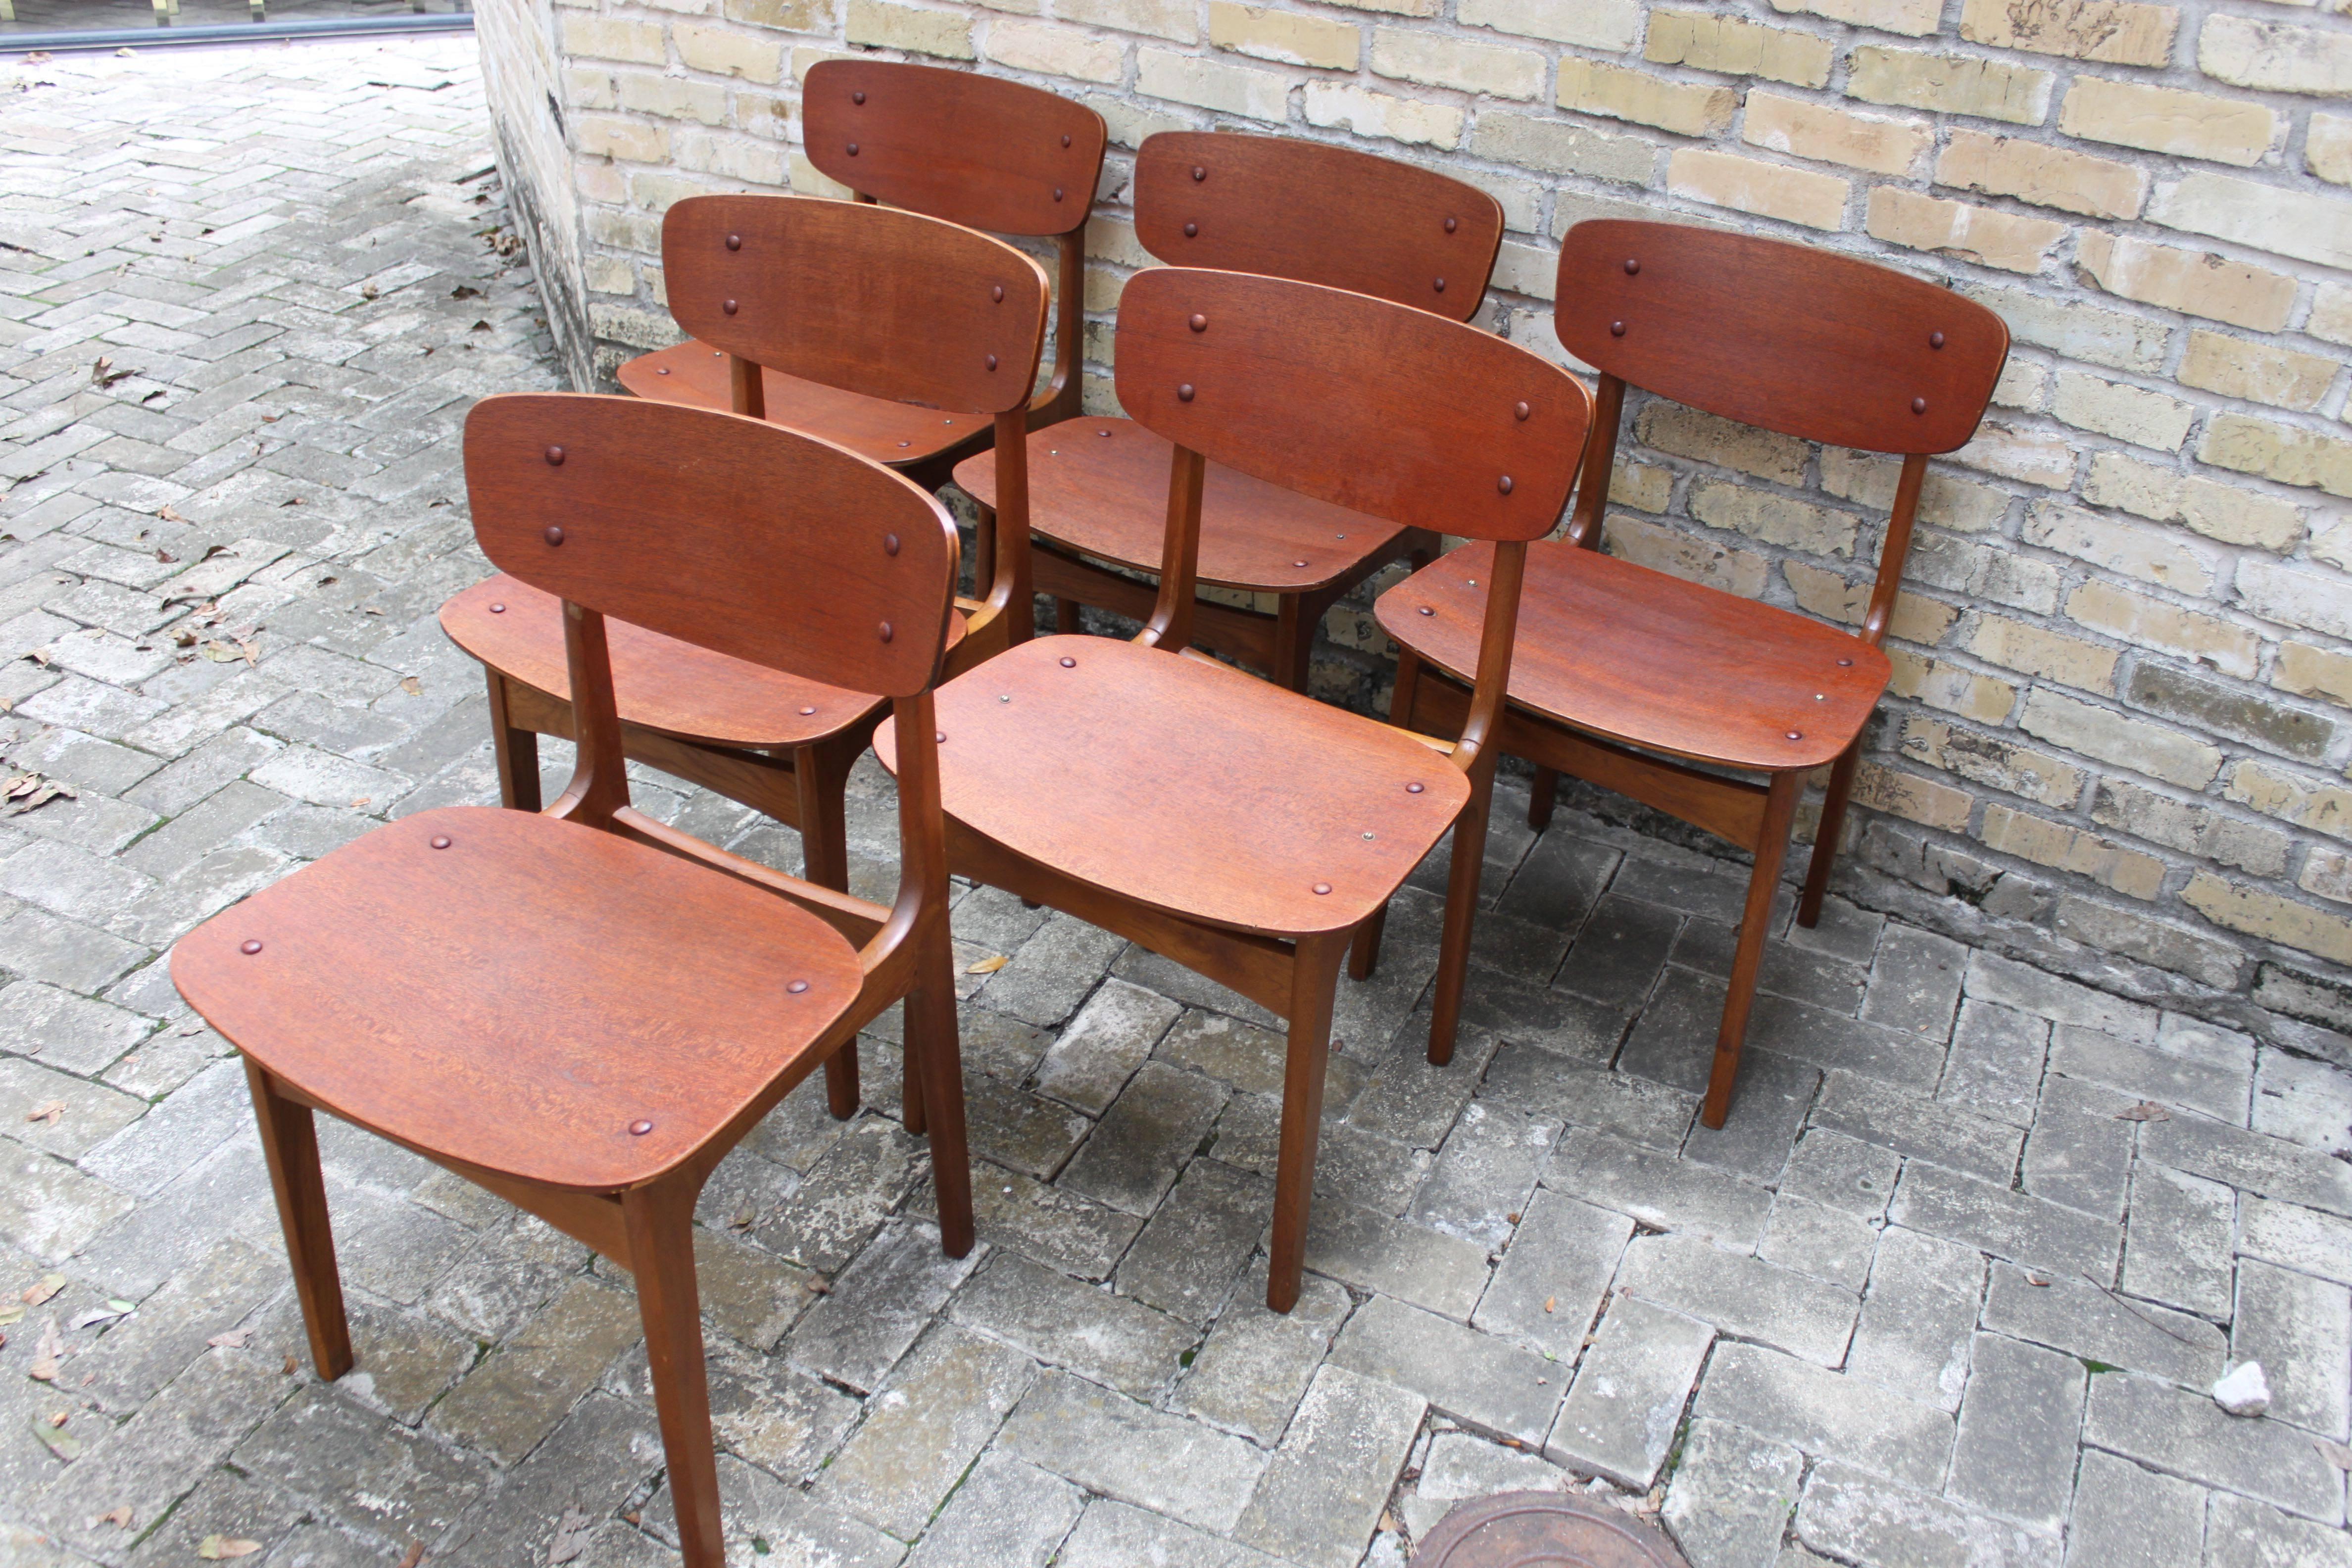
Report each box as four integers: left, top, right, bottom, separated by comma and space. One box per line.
1388, 646, 1424, 729
1796, 739, 1863, 930
1268, 931, 1348, 1314
245, 1060, 352, 1380
1347, 901, 1388, 982
622, 1176, 724, 1568
1704, 772, 1803, 1130
1054, 598, 1082, 636
974, 505, 996, 599
1426, 753, 1497, 1068
1528, 767, 1558, 832
793, 742, 864, 1124
904, 922, 974, 1258
485, 671, 542, 814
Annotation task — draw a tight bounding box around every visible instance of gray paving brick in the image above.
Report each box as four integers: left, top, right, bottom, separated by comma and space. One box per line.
1852, 1225, 1986, 1414
1861, 924, 1967, 1041
2141, 1114, 2352, 1218
1057, 1498, 1283, 1568
1950, 1332, 2086, 1533
1938, 997, 2050, 1128
1757, 1195, 1879, 1290
648, 1452, 904, 1568
2051, 1025, 2252, 1126
2123, 1162, 2237, 1318
1479, 1039, 1694, 1148
426, 1276, 640, 1467
1170, 1261, 1350, 1444
904, 1451, 1082, 1568
1547, 1292, 1712, 1489
1062, 1059, 1228, 1215
2206, 1490, 2352, 1568
950, 1251, 1195, 1400
1303, 1196, 1491, 1321
1400, 1430, 1573, 1539
1330, 1292, 1561, 1445
1234, 1364, 1426, 1568
1797, 1460, 2058, 1568
1983, 1262, 2224, 1386
980, 910, 1127, 1029
1663, 1417, 1805, 1568
1545, 1127, 1773, 1248
2232, 1257, 2351, 1440
2084, 1372, 2344, 1525
1115, 1156, 1271, 1322
1620, 1230, 1859, 1366
1966, 951, 2157, 1044
1033, 975, 1182, 1113
1777, 1127, 1901, 1219
1816, 1067, 2023, 1183
1683, 1048, 1820, 1182
1411, 1096, 1560, 1247
2022, 1074, 2139, 1221
1890, 1161, 2120, 1278
2065, 1449, 2205, 1568
999, 1369, 1267, 1533
912, 1159, 1142, 1281
2237, 1194, 2352, 1290
1695, 1342, 1956, 1491
815, 1323, 1036, 1540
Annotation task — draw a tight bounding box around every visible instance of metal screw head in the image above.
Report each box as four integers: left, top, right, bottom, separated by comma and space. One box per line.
489, 602, 505, 613
1182, 221, 1198, 238
1191, 165, 1206, 181
878, 621, 893, 643
1061, 133, 1072, 147
629, 1119, 654, 1135
1312, 882, 1332, 895
431, 834, 451, 849
897, 441, 911, 448
998, 694, 1011, 703
1177, 383, 1194, 402
1911, 396, 1927, 414
1097, 428, 1112, 437
1837, 656, 1854, 666
1814, 693, 1825, 701
852, 89, 865, 104
1514, 401, 1530, 421
846, 142, 859, 155
723, 298, 738, 315
991, 284, 1004, 302
1624, 258, 1640, 275
545, 444, 564, 466
986, 354, 999, 371
1497, 475, 1515, 495
1060, 656, 1076, 667
1188, 313, 1207, 333
799, 705, 817, 716
1407, 782, 1424, 793
936, 731, 946, 743
1052, 187, 1065, 202
240, 938, 263, 955
1418, 605, 1434, 616
1444, 216, 1458, 233
1433, 277, 1447, 294
1610, 320, 1625, 337
1929, 330, 1945, 348
543, 526, 564, 546
1293, 559, 1307, 568
884, 532, 900, 555
1786, 730, 1803, 740
725, 233, 741, 251
787, 980, 810, 994
656, 366, 670, 375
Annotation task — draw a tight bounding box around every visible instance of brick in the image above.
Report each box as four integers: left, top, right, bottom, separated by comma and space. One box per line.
1636, 402, 1810, 485
1744, 94, 1929, 175
1965, 615, 2116, 692
815, 1324, 1034, 1537
1329, 1294, 1560, 1445
2083, 449, 2302, 551
2204, 413, 2352, 500
999, 1372, 1265, 1532
1697, 1341, 1955, 1486
1960, 0, 2179, 66
1980, 804, 2162, 898
1560, 59, 1736, 138
614, 71, 731, 125
1950, 1332, 2086, 1532
986, 21, 1124, 82
2226, 760, 2352, 842
1474, 1186, 1634, 1356
2183, 872, 2352, 964
726, 0, 830, 27
2200, 14, 2352, 97
2022, 499, 2216, 594
951, 1253, 1191, 1398
2068, 581, 2259, 681
1963, 281, 2169, 373
1545, 1127, 1773, 1247
2073, 231, 2296, 333
1854, 763, 1974, 831
1941, 128, 2147, 219
2234, 1256, 2351, 1440
1671, 149, 1849, 230
2277, 642, 2352, 707
2150, 172, 2352, 272
573, 114, 670, 164
2207, 1494, 2352, 1568
1206, 2, 1359, 70
2237, 558, 2352, 640
561, 15, 666, 63
1371, 28, 1543, 98
2128, 661, 2337, 763
1233, 1366, 1424, 1568
1305, 82, 1464, 147
1059, 0, 1195, 40
2058, 76, 2277, 167
1645, 9, 1833, 88
1662, 1419, 1804, 1568
1798, 1462, 2061, 1568
2049, 369, 2193, 450
1893, 1159, 2122, 1275
1769, 0, 1940, 38
1470, 110, 1655, 185
2087, 1373, 2343, 1524
1459, 0, 1640, 51
2019, 687, 2220, 787
2178, 328, 2340, 412
1900, 717, 2084, 809
1869, 187, 2063, 273
1620, 1230, 1859, 1365
2312, 112, 2352, 187
1846, 45, 2052, 124
1548, 1294, 1714, 1488
675, 23, 784, 80
2091, 778, 2290, 878
1690, 480, 1858, 557
844, 0, 976, 58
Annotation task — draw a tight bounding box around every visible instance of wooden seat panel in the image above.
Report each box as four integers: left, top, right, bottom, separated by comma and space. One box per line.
954, 418, 1409, 592
171, 806, 866, 1192
876, 636, 1468, 936
441, 577, 959, 750
1380, 540, 1891, 772
617, 342, 983, 466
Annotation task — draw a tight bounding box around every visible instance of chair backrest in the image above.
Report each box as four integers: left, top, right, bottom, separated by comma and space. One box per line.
662, 194, 1048, 417
1116, 268, 1586, 541
803, 60, 1107, 240
1557, 219, 2009, 456
464, 393, 960, 699
1132, 132, 1504, 323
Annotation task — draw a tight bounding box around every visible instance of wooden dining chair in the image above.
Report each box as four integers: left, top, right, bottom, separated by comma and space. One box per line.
443, 201, 1046, 1118
1372, 219, 2009, 1127
175, 393, 972, 1568
617, 59, 1105, 482
952, 131, 1507, 690
878, 267, 1591, 1312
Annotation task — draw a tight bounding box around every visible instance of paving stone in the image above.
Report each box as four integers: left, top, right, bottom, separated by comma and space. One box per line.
2141, 1114, 2352, 1217
754, 1115, 924, 1275
2084, 1372, 2344, 1525
2206, 1489, 2352, 1568
231, 1383, 490, 1550
964, 1070, 1092, 1180
2021, 1074, 2138, 1222
2232, 1257, 2351, 1440
1303, 1197, 1491, 1321
427, 1276, 641, 1466
787, 1217, 979, 1395
614, 1332, 859, 1485
1170, 1260, 1351, 1444
1545, 1127, 1772, 1248
1056, 1498, 1283, 1568
1158, 1006, 1306, 1098
980, 911, 1126, 1028
78, 1054, 249, 1196
1331, 1292, 1562, 1446
1546, 1293, 1713, 1489
1474, 1185, 1635, 1358
1949, 1332, 2085, 1533
814, 1323, 1036, 1540
1815, 1067, 2022, 1184
950, 1251, 1195, 1400
999, 1369, 1267, 1532
1745, 992, 1947, 1093
0, 1142, 134, 1261
1797, 1460, 2059, 1568
80, 1234, 281, 1412
0, 977, 153, 1073
1620, 1230, 1859, 1366
646, 1451, 905, 1568
1033, 976, 1182, 1113
902, 1450, 1082, 1568
1966, 951, 2157, 1044
1348, 1029, 1499, 1150
1683, 1048, 1821, 1182
1062, 1060, 1228, 1215
2051, 1025, 2252, 1126
1662, 1417, 1805, 1568
1757, 1195, 1878, 1290
0, 1052, 145, 1158
0, 902, 149, 992
1233, 1364, 1426, 1568
1889, 1161, 2120, 1278
1848, 1225, 1983, 1412
1401, 1429, 1574, 1539
1411, 1097, 1561, 1247
2252, 1047, 2352, 1156
1860, 924, 1967, 1040
1116, 1156, 1271, 1322
2064, 1448, 2205, 1568
1554, 892, 1683, 1012
1477, 1041, 1692, 1149
1452, 967, 1633, 1063
2121, 1162, 2236, 1318
1983, 1261, 2224, 1386
2238, 1193, 2352, 1289
1114, 945, 1282, 1032
1776, 1127, 1900, 1219
1700, 1341, 1956, 1489
909, 1159, 1142, 1281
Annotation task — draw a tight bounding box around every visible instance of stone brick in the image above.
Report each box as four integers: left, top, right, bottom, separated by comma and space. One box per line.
2207, 1493, 2352, 1568
2058, 76, 2277, 167
1939, 128, 2148, 220
1330, 1294, 1561, 1445
2225, 759, 2352, 842
1303, 1198, 1490, 1319
2234, 1256, 2351, 1440
429, 1279, 640, 1466
1371, 28, 1543, 98
1636, 402, 1811, 486
1965, 615, 2117, 693
1949, 1332, 2085, 1532
2237, 558, 2352, 640
998, 1371, 1265, 1532
675, 23, 784, 80
2048, 369, 2193, 450
1303, 83, 1461, 148
1960, 0, 2179, 66
2127, 660, 2336, 763
1560, 59, 1737, 138
613, 71, 731, 125
2068, 581, 2259, 681
816, 1324, 1035, 1538
2199, 14, 2352, 97
1170, 1264, 1348, 1443
2082, 449, 2302, 551
843, 0, 976, 56
1546, 1127, 1773, 1247
2311, 112, 2352, 187
1890, 1160, 2121, 1276
1798, 1462, 2061, 1568
950, 1252, 1192, 1398
1645, 9, 1832, 87
2183, 872, 2352, 964
2178, 328, 2340, 412
574, 114, 671, 164
2073, 231, 2296, 333
1474, 1186, 1634, 1357
1233, 1366, 1425, 1568
1769, 0, 1939, 37
1206, 2, 1359, 69
1618, 1230, 1859, 1365
987, 20, 1125, 82
1060, 0, 1195, 40
1696, 1341, 1956, 1486
562, 14, 667, 63
1673, 149, 1849, 231
1470, 110, 1655, 185
1744, 94, 1930, 176
1871, 187, 2064, 273
1548, 1294, 1714, 1488
1662, 1418, 1804, 1568
2069, 1449, 2207, 1568
1459, 0, 1639, 51
2149, 172, 2352, 272
1846, 45, 2052, 124
2279, 642, 2352, 708
2086, 1373, 2344, 1524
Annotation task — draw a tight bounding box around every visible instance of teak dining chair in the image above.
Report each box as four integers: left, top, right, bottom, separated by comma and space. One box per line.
879, 267, 1591, 1312
173, 392, 973, 1568
953, 131, 1507, 689
1373, 219, 2009, 1127
443, 200, 1046, 1110
618, 59, 1107, 480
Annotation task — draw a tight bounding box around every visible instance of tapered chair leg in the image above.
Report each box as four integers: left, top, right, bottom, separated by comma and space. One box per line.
1528, 766, 1558, 833
1347, 902, 1387, 982
245, 1060, 352, 1380
486, 672, 542, 814
1426, 754, 1497, 1067
1054, 598, 1083, 635
903, 924, 975, 1257
623, 1177, 724, 1568
1796, 739, 1863, 930
1273, 595, 1311, 692
791, 741, 867, 1124
1702, 772, 1803, 1130
1387, 646, 1424, 731
1268, 932, 1348, 1313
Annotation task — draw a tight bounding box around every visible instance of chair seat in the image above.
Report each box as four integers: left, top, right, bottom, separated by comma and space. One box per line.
170, 807, 866, 1192
441, 577, 963, 750
1378, 540, 1892, 773
954, 418, 1410, 593
618, 341, 982, 467
875, 636, 1468, 936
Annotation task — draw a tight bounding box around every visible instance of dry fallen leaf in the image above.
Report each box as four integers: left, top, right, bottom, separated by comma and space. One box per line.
197, 1535, 263, 1560
399, 676, 423, 696
47, 1411, 66, 1427
2317, 1438, 2352, 1472
1543, 1295, 1556, 1314
23, 1274, 64, 1306
397, 1543, 425, 1568
28, 1316, 65, 1381
199, 640, 244, 663
24, 648, 49, 668
1378, 1508, 1400, 1534
281, 1356, 298, 1374
350, 797, 371, 809
966, 954, 1009, 975
2025, 1274, 2051, 1287
547, 1507, 592, 1565
158, 504, 188, 523
207, 1328, 249, 1349
26, 1100, 63, 1125
94, 1505, 133, 1529
2115, 1101, 2171, 1123
68, 1304, 127, 1330
91, 355, 112, 380
173, 631, 196, 647
360, 283, 380, 300
155, 548, 177, 563
29, 1414, 79, 1460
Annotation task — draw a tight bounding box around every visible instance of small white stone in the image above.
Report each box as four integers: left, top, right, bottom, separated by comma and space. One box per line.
2213, 1361, 2271, 1417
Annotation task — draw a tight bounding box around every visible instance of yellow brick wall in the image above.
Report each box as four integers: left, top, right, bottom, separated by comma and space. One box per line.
476, 0, 2352, 1035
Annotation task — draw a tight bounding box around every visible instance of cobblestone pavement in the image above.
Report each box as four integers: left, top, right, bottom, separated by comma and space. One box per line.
3, 39, 2351, 1568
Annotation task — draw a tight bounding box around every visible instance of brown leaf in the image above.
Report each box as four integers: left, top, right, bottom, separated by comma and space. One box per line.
22, 1274, 64, 1306
25, 648, 49, 667
398, 1543, 425, 1568
199, 640, 244, 663
966, 954, 1009, 975
27, 1100, 62, 1125
547, 1507, 592, 1565
47, 1410, 66, 1427
450, 285, 481, 299
29, 1414, 78, 1460
173, 631, 196, 648
2114, 1101, 2171, 1123
206, 1328, 249, 1349
349, 797, 371, 809
2025, 1274, 2050, 1287
360, 283, 380, 300
157, 504, 188, 524
95, 1505, 133, 1528
28, 1316, 65, 1380
399, 676, 423, 696
91, 355, 112, 380
2317, 1437, 2352, 1471
282, 1356, 298, 1374
237, 637, 258, 667
1543, 1295, 1556, 1314
197, 1536, 263, 1560
1378, 1508, 1400, 1534
155, 549, 177, 563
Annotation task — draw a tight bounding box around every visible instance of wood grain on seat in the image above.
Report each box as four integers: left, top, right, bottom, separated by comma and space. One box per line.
1377, 541, 1890, 773
171, 806, 866, 1193
875, 636, 1468, 936
616, 344, 987, 466
955, 418, 1406, 592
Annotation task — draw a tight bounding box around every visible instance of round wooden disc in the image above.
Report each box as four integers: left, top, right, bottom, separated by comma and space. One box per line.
1410, 1491, 1689, 1568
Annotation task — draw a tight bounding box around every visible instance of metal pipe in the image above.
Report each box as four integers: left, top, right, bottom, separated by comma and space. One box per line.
4, 11, 471, 53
